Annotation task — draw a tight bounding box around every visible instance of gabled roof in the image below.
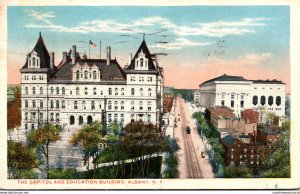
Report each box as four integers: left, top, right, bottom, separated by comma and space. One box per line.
22, 33, 50, 69
200, 74, 248, 86
126, 40, 156, 70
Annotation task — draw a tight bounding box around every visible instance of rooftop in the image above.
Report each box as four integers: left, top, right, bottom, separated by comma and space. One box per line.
200, 74, 285, 86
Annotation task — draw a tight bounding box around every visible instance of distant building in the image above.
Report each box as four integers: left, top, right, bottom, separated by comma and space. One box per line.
194, 90, 200, 104
7, 89, 15, 102
241, 109, 259, 124
221, 127, 281, 168
256, 128, 281, 153
199, 74, 286, 119
207, 106, 258, 138
221, 134, 266, 168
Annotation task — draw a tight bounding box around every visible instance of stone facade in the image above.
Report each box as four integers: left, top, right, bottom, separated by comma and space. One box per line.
20, 33, 164, 131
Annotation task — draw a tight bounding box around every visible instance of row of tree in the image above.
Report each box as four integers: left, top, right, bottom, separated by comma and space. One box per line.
8, 121, 170, 179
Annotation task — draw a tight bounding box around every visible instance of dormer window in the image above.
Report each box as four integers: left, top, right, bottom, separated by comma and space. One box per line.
140, 58, 144, 67
76, 70, 80, 79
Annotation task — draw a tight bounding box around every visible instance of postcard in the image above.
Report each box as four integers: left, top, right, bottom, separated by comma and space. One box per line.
1, 0, 300, 190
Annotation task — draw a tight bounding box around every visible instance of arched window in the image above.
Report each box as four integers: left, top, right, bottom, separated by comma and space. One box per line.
51, 87, 54, 94
93, 71, 97, 79
50, 113, 54, 121
25, 87, 28, 94
76, 70, 80, 79
268, 96, 273, 106
25, 112, 28, 120
40, 101, 43, 108
25, 123, 28, 130
91, 101, 95, 110
148, 101, 152, 111
261, 96, 266, 105
139, 101, 143, 110
140, 88, 143, 96
56, 100, 59, 108
121, 101, 124, 110
108, 101, 112, 110
131, 88, 134, 96
148, 88, 152, 96
40, 87, 43, 94
62, 87, 65, 95
84, 70, 88, 79
253, 96, 258, 105
121, 88, 124, 95
115, 88, 118, 95
76, 87, 80, 95
93, 87, 96, 95
276, 96, 281, 106
31, 123, 35, 130
70, 115, 75, 125
147, 114, 151, 123
56, 87, 59, 95
140, 58, 144, 67
56, 113, 60, 122
131, 101, 135, 110
32, 100, 36, 108
50, 100, 54, 108
114, 101, 118, 110
62, 100, 65, 108
32, 87, 36, 94
25, 100, 28, 108
85, 87, 88, 95
87, 116, 93, 124
109, 88, 112, 95
79, 116, 83, 125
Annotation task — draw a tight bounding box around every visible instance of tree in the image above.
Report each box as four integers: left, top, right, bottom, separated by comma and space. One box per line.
8, 140, 39, 179
27, 123, 62, 179
7, 87, 21, 130
69, 121, 106, 173
263, 120, 290, 178
120, 122, 168, 177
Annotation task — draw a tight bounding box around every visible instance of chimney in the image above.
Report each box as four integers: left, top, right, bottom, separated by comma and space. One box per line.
72, 45, 76, 64
106, 46, 111, 65
50, 52, 54, 69
128, 53, 132, 65
62, 51, 67, 60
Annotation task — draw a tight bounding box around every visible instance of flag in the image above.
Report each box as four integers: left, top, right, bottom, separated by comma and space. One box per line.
89, 40, 96, 48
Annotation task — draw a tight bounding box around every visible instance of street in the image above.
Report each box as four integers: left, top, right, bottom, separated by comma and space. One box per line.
174, 97, 213, 178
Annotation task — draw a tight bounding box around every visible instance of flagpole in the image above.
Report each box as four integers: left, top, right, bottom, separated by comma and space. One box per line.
99, 40, 101, 60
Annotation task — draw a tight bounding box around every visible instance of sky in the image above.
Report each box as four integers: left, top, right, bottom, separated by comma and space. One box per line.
7, 6, 290, 92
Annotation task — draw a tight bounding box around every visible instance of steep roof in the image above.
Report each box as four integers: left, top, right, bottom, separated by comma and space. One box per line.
200, 74, 248, 86
126, 40, 156, 70
51, 58, 126, 82
21, 33, 50, 69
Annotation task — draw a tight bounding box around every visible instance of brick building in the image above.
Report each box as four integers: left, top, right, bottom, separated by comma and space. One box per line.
241, 109, 259, 124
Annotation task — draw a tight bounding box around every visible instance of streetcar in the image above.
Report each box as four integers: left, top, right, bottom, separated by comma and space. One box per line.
186, 126, 191, 134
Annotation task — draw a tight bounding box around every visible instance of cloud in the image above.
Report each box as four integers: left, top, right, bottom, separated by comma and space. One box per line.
28, 10, 55, 25
26, 10, 269, 37
151, 37, 211, 50
202, 52, 273, 68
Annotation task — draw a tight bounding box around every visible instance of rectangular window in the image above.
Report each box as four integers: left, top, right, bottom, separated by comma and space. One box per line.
221, 100, 225, 106
74, 101, 78, 109
231, 94, 234, 99
108, 114, 112, 123
240, 100, 244, 108
231, 100, 234, 108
